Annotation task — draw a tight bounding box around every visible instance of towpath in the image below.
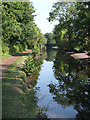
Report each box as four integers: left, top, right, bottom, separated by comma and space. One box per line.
0, 49, 32, 78
67, 52, 90, 64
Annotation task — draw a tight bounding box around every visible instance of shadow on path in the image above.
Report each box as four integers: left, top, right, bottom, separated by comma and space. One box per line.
0, 49, 32, 77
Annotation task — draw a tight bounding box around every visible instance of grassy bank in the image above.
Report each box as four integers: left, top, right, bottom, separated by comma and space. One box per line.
2, 51, 41, 118
1, 53, 11, 60
1, 49, 29, 60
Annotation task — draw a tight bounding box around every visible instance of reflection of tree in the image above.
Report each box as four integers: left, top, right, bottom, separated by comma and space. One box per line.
46, 48, 57, 61
2, 50, 48, 118
26, 51, 47, 88
48, 50, 89, 119
41, 50, 47, 60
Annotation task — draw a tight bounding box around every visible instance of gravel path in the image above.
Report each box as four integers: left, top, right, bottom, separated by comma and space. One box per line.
70, 52, 89, 59
70, 52, 90, 64
0, 50, 89, 79
0, 50, 32, 78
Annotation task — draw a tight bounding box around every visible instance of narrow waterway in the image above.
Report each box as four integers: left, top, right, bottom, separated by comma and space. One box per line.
34, 49, 89, 119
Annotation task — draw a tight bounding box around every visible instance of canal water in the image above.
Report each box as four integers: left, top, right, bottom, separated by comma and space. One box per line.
34, 49, 89, 119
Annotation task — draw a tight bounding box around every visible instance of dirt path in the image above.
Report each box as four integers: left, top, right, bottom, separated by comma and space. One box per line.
0, 49, 32, 77
70, 52, 89, 59
67, 52, 90, 64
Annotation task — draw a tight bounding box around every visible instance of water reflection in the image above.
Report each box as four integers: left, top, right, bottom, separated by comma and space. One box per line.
27, 48, 90, 118
48, 50, 90, 119
2, 51, 48, 118
35, 49, 77, 118
46, 48, 57, 61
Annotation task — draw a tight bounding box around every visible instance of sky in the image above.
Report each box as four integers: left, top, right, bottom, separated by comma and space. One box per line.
30, 0, 59, 34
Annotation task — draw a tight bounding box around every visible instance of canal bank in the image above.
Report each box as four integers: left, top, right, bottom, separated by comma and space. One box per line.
50, 47, 90, 64
2, 48, 89, 119
34, 49, 89, 119
2, 49, 48, 119
66, 52, 90, 64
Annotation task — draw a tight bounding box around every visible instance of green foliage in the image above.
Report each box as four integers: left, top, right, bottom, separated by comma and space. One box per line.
2, 55, 41, 118
46, 48, 57, 61
32, 48, 40, 57
22, 56, 43, 76
48, 50, 89, 118
44, 32, 56, 46
2, 42, 9, 53
9, 45, 17, 53
2, 2, 45, 54
22, 56, 35, 76
48, 2, 90, 52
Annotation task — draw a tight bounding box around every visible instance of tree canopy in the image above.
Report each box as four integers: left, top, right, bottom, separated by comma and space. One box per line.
48, 50, 89, 119
2, 2, 45, 54
48, 2, 90, 52
44, 32, 56, 46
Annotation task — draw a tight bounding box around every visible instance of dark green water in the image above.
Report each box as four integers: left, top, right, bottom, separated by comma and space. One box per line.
34, 49, 89, 119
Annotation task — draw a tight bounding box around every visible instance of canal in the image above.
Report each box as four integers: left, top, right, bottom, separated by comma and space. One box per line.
33, 48, 89, 119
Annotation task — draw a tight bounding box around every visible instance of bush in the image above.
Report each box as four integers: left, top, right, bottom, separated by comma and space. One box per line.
32, 48, 40, 57
9, 45, 17, 54
14, 45, 20, 53
24, 44, 28, 51
22, 56, 43, 76
22, 56, 36, 76
2, 42, 9, 54
19, 44, 24, 52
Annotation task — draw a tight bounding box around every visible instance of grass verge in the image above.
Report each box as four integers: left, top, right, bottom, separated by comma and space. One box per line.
1, 49, 30, 60
2, 51, 41, 118
1, 53, 11, 60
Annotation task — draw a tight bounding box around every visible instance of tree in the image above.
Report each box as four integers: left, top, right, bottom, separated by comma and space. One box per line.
44, 33, 56, 46
48, 50, 89, 119
2, 2, 45, 54
48, 2, 90, 52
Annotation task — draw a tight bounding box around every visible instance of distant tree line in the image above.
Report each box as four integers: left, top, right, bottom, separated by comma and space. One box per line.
2, 2, 46, 54
44, 32, 56, 47
48, 2, 90, 52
